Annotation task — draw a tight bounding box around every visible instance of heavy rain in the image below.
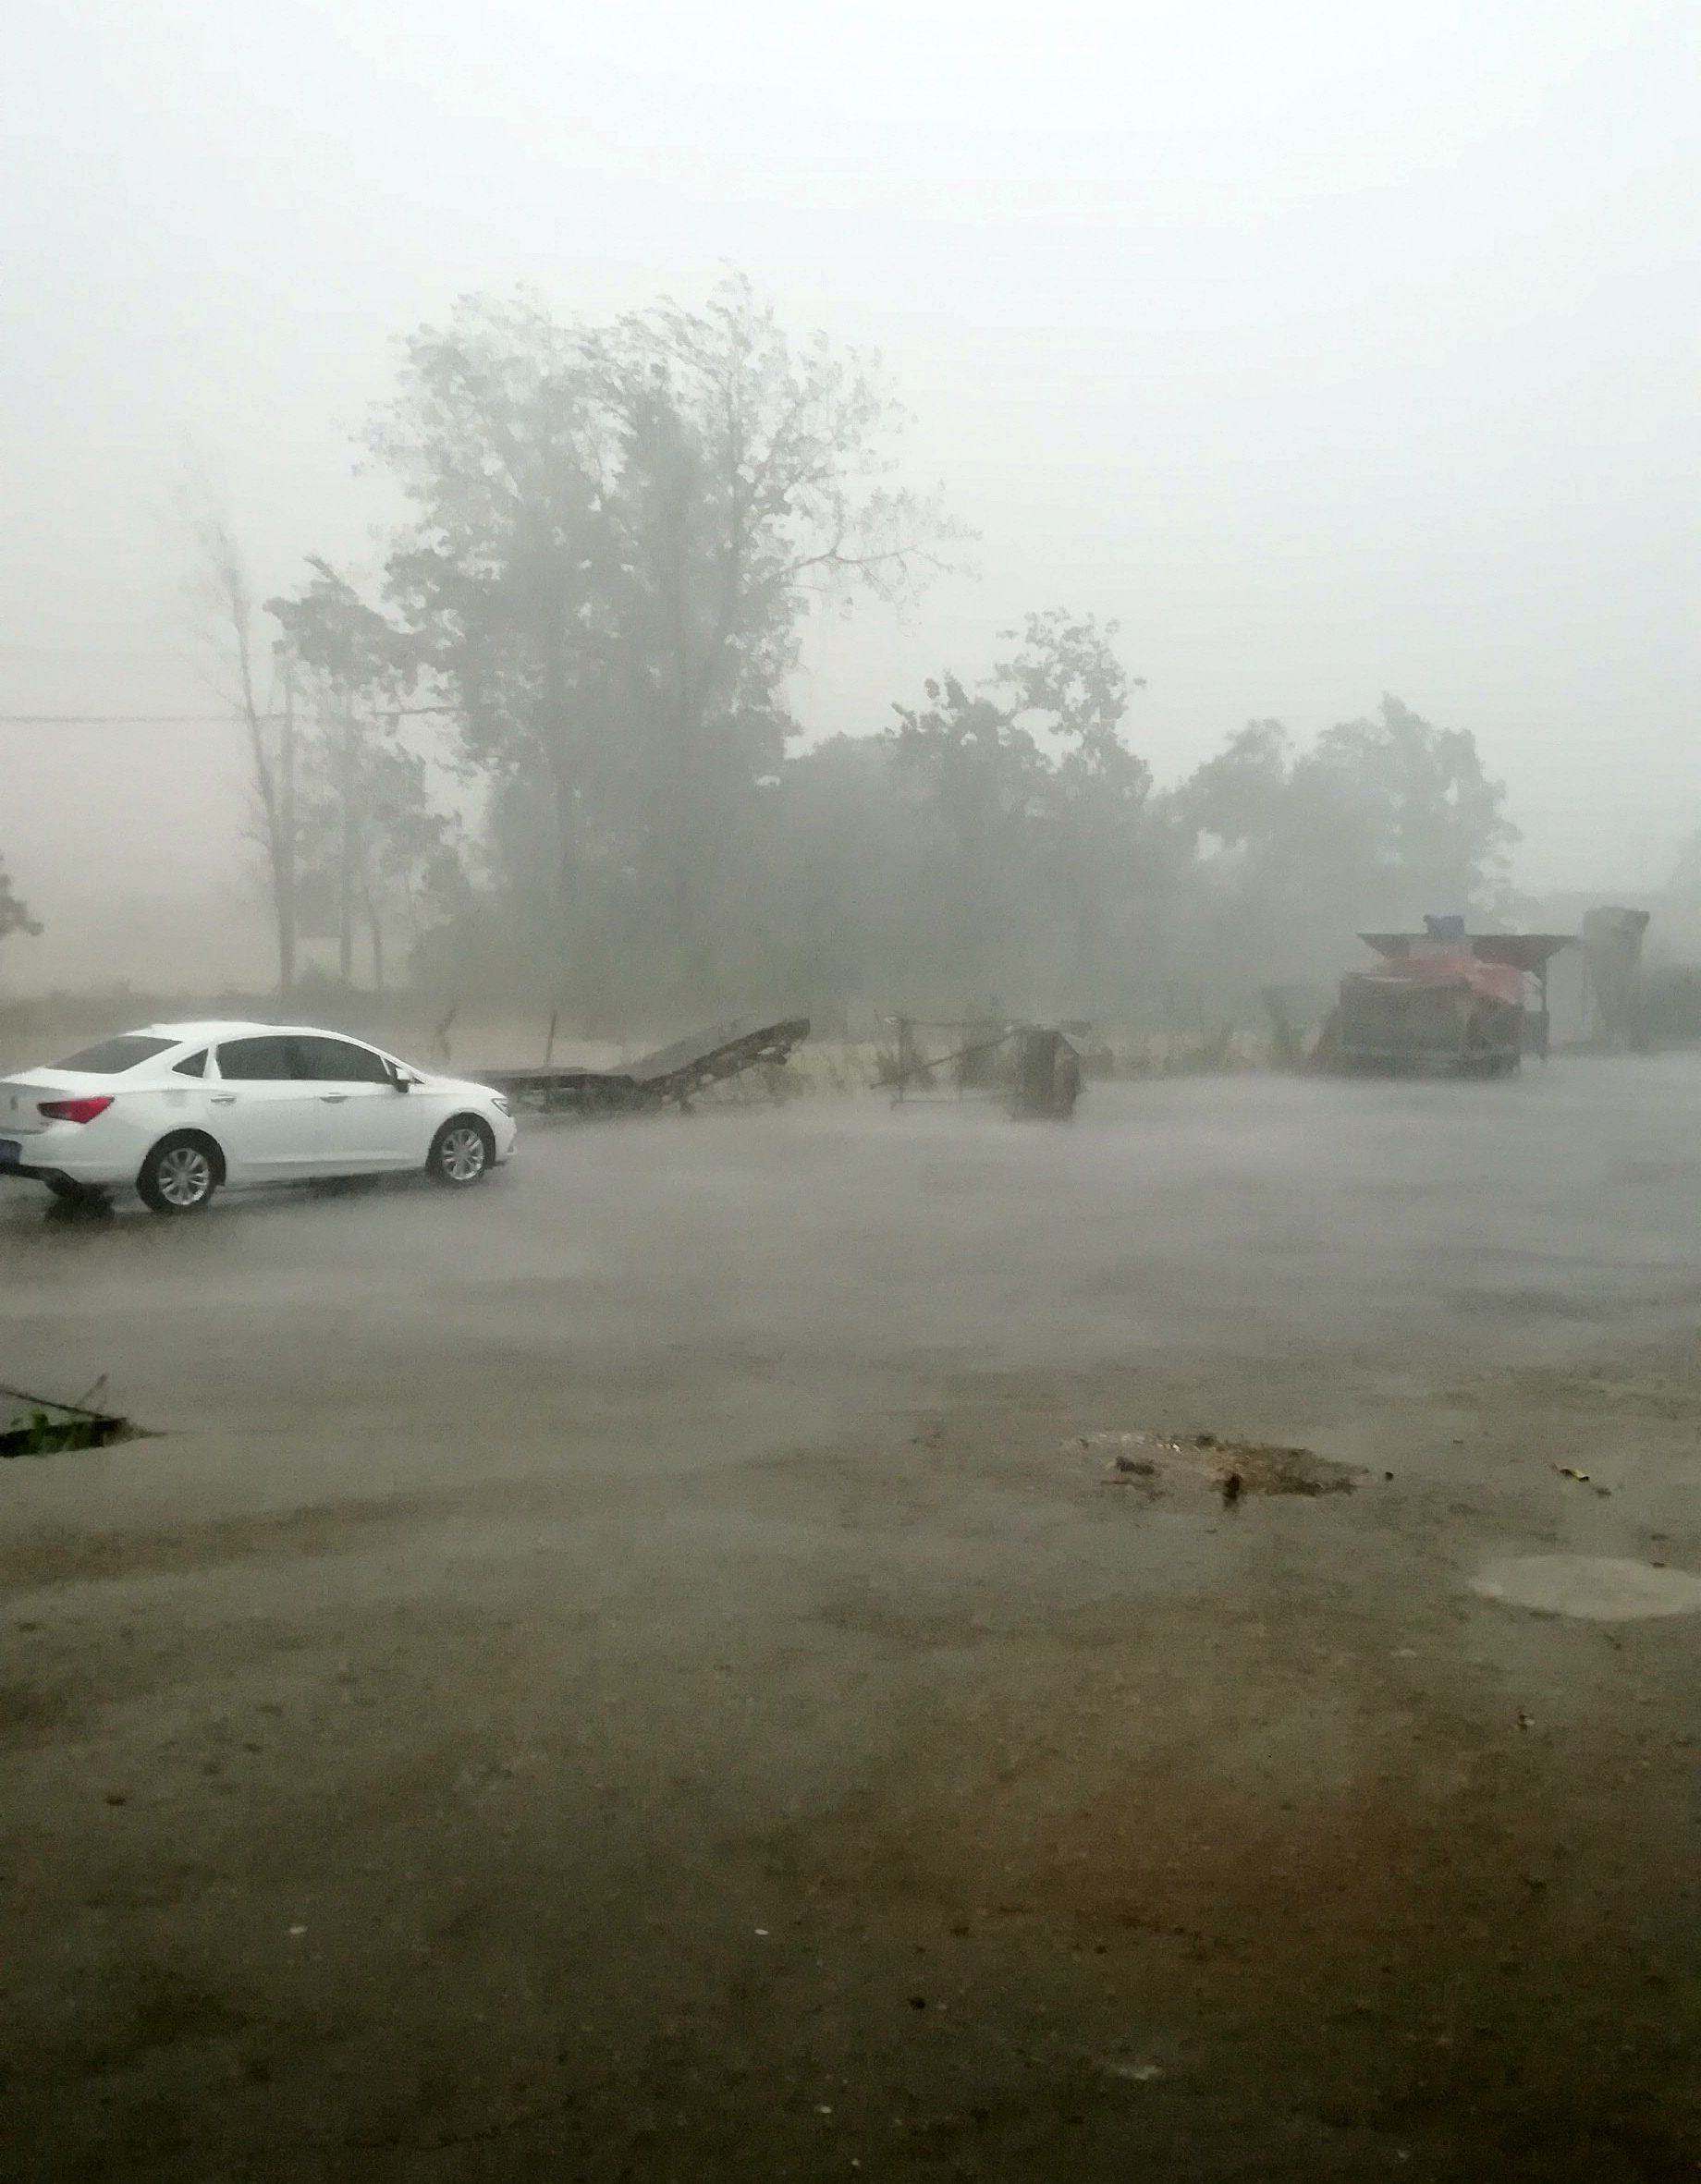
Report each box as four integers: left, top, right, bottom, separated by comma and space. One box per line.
4, 6, 1698, 2178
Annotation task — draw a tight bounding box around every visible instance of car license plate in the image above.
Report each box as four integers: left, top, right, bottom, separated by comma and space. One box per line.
0, 1140, 20, 1167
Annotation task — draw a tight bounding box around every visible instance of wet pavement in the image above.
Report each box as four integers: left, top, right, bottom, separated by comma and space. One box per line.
3, 1059, 1701, 2179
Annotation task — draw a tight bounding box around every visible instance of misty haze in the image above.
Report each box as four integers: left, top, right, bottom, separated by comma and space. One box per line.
4, 4, 1700, 2179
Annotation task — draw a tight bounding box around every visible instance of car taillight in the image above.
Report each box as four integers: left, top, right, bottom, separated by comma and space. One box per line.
38, 1096, 114, 1125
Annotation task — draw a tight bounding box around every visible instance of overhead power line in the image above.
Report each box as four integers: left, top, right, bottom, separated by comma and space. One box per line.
0, 704, 461, 726
0, 712, 241, 725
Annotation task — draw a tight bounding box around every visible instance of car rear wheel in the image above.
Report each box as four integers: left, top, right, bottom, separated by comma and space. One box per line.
428, 1116, 494, 1188
138, 1133, 219, 1215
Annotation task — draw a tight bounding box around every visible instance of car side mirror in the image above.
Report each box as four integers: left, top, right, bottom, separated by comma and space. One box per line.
389, 1065, 413, 1093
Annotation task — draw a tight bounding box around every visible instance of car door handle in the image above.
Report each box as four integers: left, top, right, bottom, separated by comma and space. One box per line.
318, 1093, 349, 1104
210, 1093, 237, 1105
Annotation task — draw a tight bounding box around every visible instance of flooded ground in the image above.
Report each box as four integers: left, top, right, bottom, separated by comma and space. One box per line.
4, 1058, 1701, 2179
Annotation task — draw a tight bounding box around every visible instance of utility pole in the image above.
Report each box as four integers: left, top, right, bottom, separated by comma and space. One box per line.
338, 706, 357, 984
278, 654, 298, 999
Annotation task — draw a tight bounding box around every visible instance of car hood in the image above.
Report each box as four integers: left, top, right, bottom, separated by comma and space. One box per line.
413, 1072, 503, 1102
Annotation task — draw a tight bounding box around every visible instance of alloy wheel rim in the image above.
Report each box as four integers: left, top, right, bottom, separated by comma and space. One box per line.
159, 1147, 212, 1205
442, 1128, 485, 1182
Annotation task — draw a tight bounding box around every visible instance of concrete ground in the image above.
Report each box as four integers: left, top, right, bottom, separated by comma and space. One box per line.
4, 1060, 1701, 2181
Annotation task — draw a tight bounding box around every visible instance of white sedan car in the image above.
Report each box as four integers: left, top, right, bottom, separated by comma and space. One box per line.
0, 1021, 517, 1214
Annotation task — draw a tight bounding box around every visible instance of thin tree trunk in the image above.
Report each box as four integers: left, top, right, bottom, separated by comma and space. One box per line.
550, 752, 578, 998
361, 861, 385, 993
232, 599, 290, 997
200, 518, 296, 999
540, 623, 577, 990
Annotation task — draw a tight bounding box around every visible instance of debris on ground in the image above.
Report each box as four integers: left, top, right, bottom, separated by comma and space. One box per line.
478, 1016, 810, 1117
1555, 1465, 1592, 1482
1072, 1430, 1359, 1498
0, 1384, 128, 1457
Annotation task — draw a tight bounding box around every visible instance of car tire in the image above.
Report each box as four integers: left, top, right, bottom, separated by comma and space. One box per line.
428, 1116, 495, 1189
137, 1133, 220, 1216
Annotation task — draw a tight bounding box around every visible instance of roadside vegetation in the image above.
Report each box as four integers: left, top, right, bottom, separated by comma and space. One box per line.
156, 275, 1515, 1046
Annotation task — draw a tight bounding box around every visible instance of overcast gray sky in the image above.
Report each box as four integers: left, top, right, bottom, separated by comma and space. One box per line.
3, 0, 1695, 982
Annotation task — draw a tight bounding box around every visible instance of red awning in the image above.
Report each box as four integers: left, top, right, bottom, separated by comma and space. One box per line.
1350, 949, 1524, 1007
1359, 933, 1573, 974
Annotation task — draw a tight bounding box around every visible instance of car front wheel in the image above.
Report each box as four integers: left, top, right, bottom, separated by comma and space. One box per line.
428, 1116, 495, 1189
138, 1133, 220, 1215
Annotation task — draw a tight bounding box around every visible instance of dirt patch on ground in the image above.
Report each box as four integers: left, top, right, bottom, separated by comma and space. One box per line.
1075, 1428, 1360, 1501
956, 1728, 1486, 1955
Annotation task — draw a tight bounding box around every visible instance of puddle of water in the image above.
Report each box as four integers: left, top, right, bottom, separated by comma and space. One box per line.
1471, 1553, 1701, 1620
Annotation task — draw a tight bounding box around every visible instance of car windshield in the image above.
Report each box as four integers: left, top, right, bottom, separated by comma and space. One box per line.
49, 1035, 177, 1075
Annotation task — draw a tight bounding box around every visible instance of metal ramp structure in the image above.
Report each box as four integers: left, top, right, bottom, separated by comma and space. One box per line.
1, 1383, 127, 1456
478, 1016, 810, 1117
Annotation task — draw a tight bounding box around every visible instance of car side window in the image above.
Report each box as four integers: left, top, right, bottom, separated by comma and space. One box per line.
173, 1050, 207, 1078
289, 1036, 393, 1084
215, 1036, 297, 1082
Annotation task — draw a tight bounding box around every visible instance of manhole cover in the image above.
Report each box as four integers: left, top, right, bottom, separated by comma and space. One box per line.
1471, 1554, 1701, 1621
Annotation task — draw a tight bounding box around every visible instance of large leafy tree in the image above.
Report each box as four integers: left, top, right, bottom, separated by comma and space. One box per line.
373, 293, 617, 953
993, 610, 1154, 1010
1173, 697, 1518, 995
1311, 694, 1516, 917
369, 274, 958, 1007
888, 670, 1053, 1003
762, 734, 920, 1016
884, 611, 1153, 1013
1173, 719, 1377, 989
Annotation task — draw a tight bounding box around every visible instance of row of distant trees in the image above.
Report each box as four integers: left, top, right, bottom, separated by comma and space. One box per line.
2, 275, 1525, 1026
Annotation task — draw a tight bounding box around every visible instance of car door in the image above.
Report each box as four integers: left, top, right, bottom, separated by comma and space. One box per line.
207, 1036, 324, 1178
288, 1036, 413, 1171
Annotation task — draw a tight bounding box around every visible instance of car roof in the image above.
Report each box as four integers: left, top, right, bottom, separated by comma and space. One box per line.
136, 1021, 273, 1042
136, 1021, 390, 1045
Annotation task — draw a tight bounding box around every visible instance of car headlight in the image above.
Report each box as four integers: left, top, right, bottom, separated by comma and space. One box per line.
492, 1095, 511, 1116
